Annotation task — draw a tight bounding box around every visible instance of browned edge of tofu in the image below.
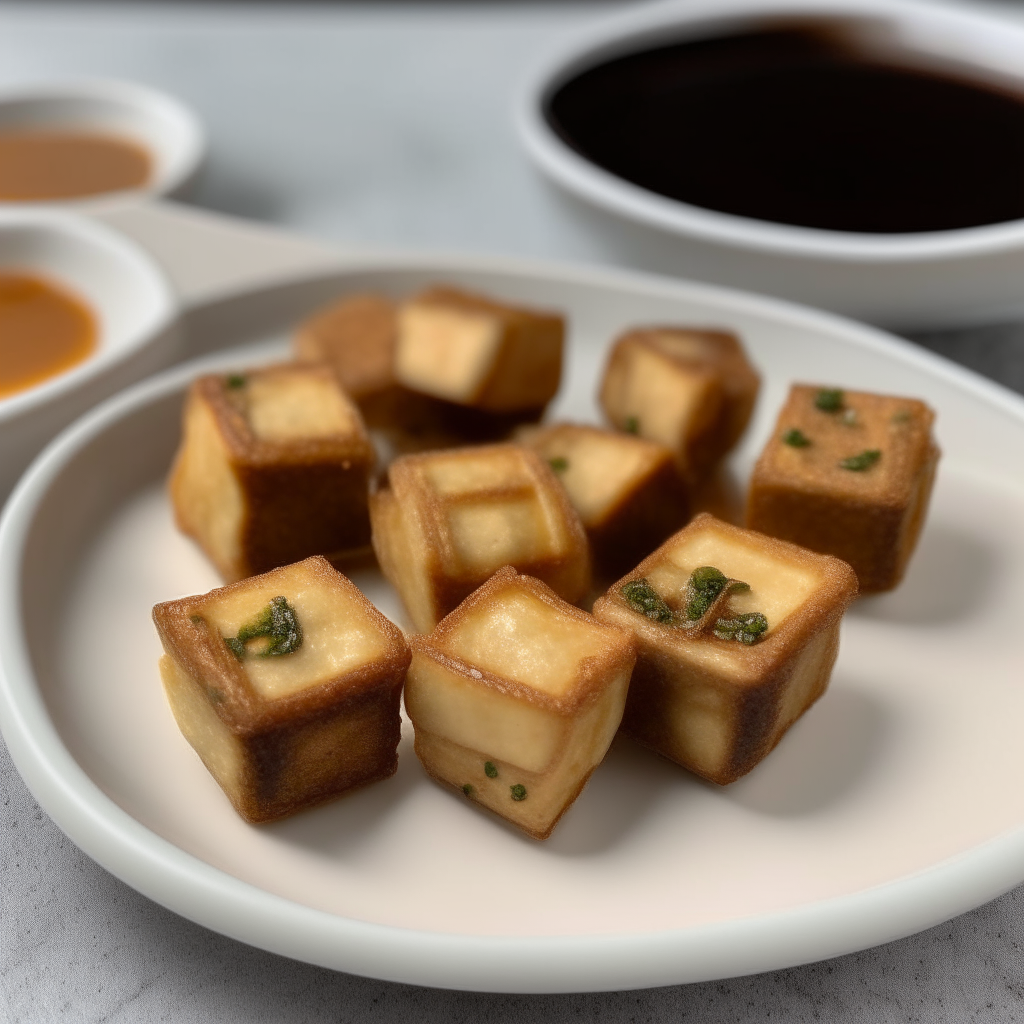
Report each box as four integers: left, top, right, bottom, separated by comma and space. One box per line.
593, 513, 859, 785
152, 556, 411, 822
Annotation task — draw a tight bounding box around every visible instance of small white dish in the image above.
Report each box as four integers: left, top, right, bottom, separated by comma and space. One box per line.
0, 78, 206, 209
2, 254, 1024, 992
0, 210, 179, 499
517, 0, 1024, 330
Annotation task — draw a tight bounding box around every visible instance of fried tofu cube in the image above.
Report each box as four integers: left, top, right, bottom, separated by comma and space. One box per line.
599, 327, 760, 482
394, 286, 564, 412
169, 363, 375, 582
152, 556, 411, 823
746, 385, 940, 592
405, 566, 636, 839
593, 514, 858, 785
518, 422, 690, 578
293, 292, 397, 406
370, 443, 590, 633
293, 291, 546, 446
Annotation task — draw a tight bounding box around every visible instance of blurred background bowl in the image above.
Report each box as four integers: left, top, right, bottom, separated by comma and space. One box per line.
0, 78, 205, 210
0, 211, 179, 500
517, 0, 1024, 331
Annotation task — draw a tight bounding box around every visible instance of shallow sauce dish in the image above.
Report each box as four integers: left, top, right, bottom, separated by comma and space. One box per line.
0, 211, 179, 500
2, 257, 1024, 992
0, 79, 205, 209
517, 0, 1024, 329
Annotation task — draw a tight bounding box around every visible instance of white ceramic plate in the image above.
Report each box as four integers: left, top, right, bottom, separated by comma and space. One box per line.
2, 255, 1024, 993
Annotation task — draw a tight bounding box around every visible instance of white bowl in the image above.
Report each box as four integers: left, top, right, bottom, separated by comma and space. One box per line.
0, 79, 206, 209
516, 0, 1024, 330
0, 211, 179, 500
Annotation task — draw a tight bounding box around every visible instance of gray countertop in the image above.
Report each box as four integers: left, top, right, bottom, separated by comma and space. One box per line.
2, 3, 1024, 1020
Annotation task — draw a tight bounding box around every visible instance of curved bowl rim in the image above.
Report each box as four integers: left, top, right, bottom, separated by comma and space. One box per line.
515, 0, 1024, 263
0, 76, 207, 208
0, 207, 179, 424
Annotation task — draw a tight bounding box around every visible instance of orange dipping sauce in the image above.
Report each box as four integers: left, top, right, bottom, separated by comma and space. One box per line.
0, 131, 151, 201
0, 273, 98, 399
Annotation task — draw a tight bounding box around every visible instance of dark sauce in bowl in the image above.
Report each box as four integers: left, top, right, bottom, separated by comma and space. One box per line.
547, 27, 1024, 234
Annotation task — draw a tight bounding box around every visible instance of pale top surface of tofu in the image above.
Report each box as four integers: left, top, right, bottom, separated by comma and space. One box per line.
553, 433, 660, 524
204, 576, 391, 699
424, 449, 529, 496
446, 498, 555, 574
444, 588, 612, 698
244, 371, 359, 443
625, 345, 714, 448
647, 331, 711, 363
395, 303, 501, 402
647, 526, 821, 634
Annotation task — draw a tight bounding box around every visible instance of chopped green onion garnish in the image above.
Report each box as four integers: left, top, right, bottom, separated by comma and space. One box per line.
225, 596, 302, 660
815, 388, 844, 412
782, 428, 811, 448
839, 449, 881, 472
621, 579, 673, 623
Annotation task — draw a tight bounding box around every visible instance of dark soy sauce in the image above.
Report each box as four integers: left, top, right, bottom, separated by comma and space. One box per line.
547, 27, 1024, 233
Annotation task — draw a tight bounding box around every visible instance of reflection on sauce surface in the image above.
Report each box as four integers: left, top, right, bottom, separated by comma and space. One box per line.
548, 27, 1024, 234
0, 274, 98, 398
0, 131, 151, 201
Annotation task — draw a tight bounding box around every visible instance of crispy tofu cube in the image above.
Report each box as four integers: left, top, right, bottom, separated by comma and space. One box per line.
518, 422, 690, 578
599, 327, 760, 482
370, 443, 590, 633
169, 363, 375, 582
394, 286, 564, 412
152, 556, 411, 823
746, 385, 940, 592
405, 567, 636, 839
593, 514, 858, 785
293, 291, 546, 447
293, 292, 398, 408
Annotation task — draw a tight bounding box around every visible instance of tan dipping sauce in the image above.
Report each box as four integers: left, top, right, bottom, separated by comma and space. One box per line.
0, 131, 151, 201
0, 274, 98, 398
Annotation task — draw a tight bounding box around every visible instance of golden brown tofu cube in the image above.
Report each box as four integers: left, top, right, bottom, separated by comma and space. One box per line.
518, 422, 690, 578
599, 327, 760, 482
746, 385, 940, 593
152, 556, 411, 823
293, 292, 398, 406
370, 443, 590, 633
293, 291, 546, 447
593, 513, 858, 785
405, 567, 636, 839
394, 286, 564, 412
169, 363, 375, 582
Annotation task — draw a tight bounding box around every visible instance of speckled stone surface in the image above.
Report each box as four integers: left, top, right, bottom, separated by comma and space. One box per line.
2, 3, 1024, 1021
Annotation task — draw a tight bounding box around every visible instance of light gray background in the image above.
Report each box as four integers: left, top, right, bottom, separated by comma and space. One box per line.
1, 3, 1023, 1021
